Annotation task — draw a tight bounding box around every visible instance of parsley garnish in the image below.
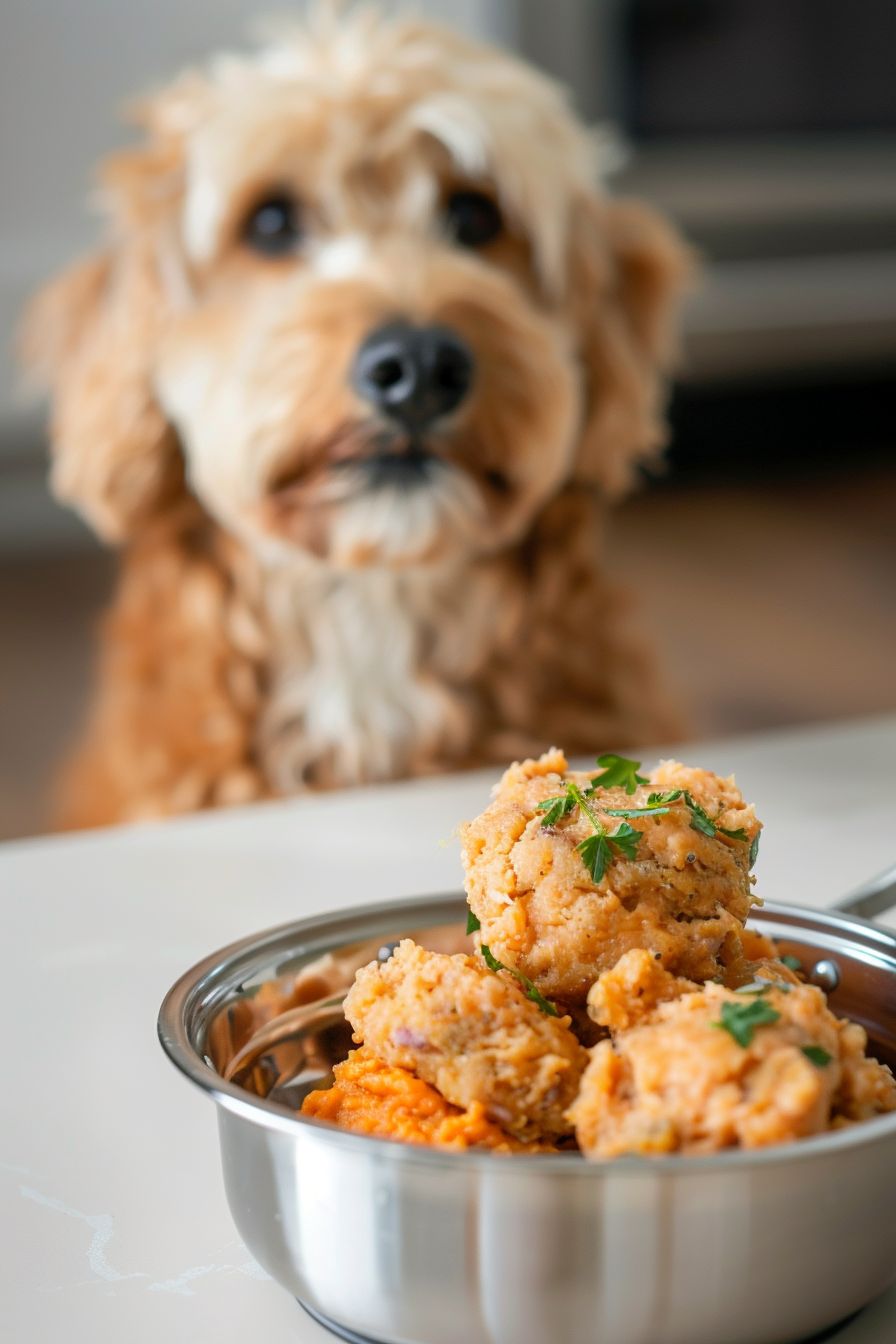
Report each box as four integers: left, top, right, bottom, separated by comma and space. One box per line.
605, 820, 641, 858
719, 824, 749, 841
536, 780, 643, 882
578, 821, 641, 883
591, 788, 681, 820
603, 802, 673, 818
673, 790, 748, 843
570, 782, 642, 882
590, 753, 649, 795
780, 954, 802, 973
576, 832, 613, 882
536, 757, 752, 883
749, 832, 761, 867
608, 786, 749, 844
536, 783, 580, 827
684, 793, 720, 837
479, 944, 559, 1016
465, 910, 481, 935
801, 1045, 833, 1067
714, 998, 781, 1047
535, 792, 576, 826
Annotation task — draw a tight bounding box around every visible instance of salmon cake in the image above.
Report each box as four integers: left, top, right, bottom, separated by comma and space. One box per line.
570, 950, 896, 1157
343, 939, 587, 1141
460, 749, 761, 1004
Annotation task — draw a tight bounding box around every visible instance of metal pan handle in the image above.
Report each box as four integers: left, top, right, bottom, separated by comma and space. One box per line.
834, 863, 896, 920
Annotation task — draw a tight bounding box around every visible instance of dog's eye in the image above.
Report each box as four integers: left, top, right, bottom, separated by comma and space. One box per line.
444, 190, 503, 248
242, 194, 303, 256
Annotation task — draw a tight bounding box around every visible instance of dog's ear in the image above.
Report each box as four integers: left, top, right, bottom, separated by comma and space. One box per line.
20, 153, 185, 543
567, 194, 694, 496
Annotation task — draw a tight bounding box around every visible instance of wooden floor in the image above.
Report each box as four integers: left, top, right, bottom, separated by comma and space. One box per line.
2, 466, 894, 841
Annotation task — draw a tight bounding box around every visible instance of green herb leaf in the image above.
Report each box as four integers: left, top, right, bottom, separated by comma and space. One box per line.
566, 780, 601, 824
576, 822, 641, 881
479, 943, 502, 973
605, 780, 751, 851
801, 1045, 833, 1067
536, 791, 576, 827
684, 793, 718, 837
714, 998, 781, 1048
538, 778, 643, 884
647, 789, 683, 806
478, 944, 559, 1016
749, 832, 761, 867
465, 910, 481, 935
780, 954, 802, 973
603, 804, 671, 818
674, 790, 748, 845
590, 753, 649, 796
718, 825, 748, 842
577, 832, 613, 884
608, 820, 641, 860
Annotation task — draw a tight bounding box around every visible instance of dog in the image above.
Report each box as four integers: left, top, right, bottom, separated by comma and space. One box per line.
22, 5, 691, 828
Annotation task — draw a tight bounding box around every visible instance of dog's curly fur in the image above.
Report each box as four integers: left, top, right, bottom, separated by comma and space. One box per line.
23, 6, 692, 827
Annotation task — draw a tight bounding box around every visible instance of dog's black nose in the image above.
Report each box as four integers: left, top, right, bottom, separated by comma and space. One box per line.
352, 321, 474, 429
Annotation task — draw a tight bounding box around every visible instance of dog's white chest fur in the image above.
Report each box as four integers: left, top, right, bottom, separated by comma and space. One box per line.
256, 564, 473, 791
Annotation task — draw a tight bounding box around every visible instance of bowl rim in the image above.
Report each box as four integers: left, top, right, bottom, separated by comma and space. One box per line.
157, 891, 896, 1175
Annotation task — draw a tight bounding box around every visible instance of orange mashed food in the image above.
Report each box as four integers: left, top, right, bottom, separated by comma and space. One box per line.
301, 1047, 553, 1153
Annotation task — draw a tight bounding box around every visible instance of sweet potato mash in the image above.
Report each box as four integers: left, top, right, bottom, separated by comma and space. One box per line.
302, 1047, 552, 1152
302, 750, 896, 1157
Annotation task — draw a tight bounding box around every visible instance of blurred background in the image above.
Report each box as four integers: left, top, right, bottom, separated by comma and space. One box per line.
2, 0, 894, 839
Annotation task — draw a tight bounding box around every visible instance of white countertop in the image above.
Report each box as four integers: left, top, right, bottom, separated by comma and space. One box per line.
3, 714, 896, 1343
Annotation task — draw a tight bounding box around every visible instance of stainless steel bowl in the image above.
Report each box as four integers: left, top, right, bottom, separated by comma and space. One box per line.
159, 894, 896, 1344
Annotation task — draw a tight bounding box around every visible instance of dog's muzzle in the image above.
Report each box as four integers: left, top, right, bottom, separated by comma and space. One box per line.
351, 321, 474, 433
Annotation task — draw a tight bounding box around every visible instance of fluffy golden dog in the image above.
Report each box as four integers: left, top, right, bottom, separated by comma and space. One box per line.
24, 6, 691, 827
